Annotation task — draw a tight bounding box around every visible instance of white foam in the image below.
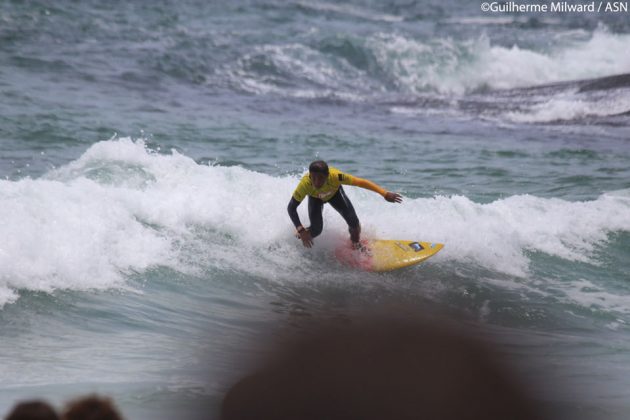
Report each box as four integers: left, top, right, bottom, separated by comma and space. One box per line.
1, 139, 629, 306
367, 27, 630, 95
362, 192, 630, 277
556, 278, 630, 316
505, 89, 630, 123
222, 27, 630, 99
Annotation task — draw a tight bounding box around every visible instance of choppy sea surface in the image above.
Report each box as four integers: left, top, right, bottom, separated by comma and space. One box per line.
1, 1, 630, 418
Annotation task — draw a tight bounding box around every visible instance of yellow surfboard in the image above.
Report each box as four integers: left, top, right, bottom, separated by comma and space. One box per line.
335, 239, 444, 272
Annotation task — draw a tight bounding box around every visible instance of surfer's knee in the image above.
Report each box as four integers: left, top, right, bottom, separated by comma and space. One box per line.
341, 202, 360, 229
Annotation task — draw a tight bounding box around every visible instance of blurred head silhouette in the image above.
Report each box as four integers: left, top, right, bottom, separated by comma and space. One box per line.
221, 315, 543, 420
61, 395, 123, 420
5, 401, 58, 420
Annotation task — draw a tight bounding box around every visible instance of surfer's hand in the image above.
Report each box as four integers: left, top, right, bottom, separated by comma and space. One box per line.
385, 191, 402, 203
299, 229, 314, 248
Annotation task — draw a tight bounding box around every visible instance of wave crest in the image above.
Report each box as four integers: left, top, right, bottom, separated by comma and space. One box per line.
1, 139, 629, 306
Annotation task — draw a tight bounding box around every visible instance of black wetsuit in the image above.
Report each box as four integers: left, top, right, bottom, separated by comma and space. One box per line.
287, 186, 359, 238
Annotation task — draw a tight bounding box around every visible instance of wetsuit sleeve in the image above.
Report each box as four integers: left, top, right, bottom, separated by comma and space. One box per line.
287, 197, 303, 228
351, 177, 387, 197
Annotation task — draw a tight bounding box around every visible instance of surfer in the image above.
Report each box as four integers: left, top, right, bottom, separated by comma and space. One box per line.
288, 160, 402, 248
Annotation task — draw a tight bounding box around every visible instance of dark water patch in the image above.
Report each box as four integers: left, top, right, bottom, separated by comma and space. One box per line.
495, 150, 531, 159
578, 73, 630, 93
9, 55, 74, 73
584, 115, 630, 127
555, 174, 601, 185
546, 148, 600, 160
150, 50, 210, 85
596, 166, 630, 175
117, 71, 164, 88
470, 166, 511, 178
316, 35, 372, 71
502, 72, 630, 97
132, 104, 168, 114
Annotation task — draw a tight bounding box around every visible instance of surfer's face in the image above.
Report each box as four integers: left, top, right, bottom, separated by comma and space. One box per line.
310, 172, 327, 189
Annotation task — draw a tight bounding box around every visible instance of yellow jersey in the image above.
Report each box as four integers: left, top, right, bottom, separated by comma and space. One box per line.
292, 166, 355, 202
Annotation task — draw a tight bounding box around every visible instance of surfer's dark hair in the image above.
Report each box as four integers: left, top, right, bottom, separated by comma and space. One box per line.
309, 160, 329, 175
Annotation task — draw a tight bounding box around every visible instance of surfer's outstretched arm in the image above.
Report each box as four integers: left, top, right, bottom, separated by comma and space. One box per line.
351, 177, 403, 203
